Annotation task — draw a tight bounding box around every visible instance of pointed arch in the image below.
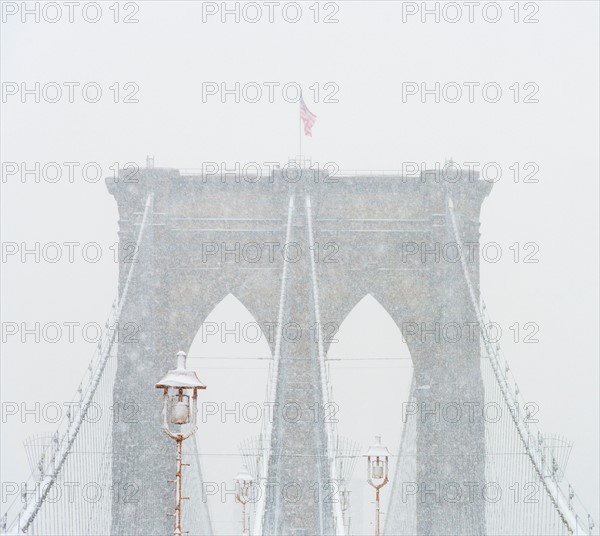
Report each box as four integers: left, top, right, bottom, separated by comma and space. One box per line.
327, 293, 410, 359
327, 293, 412, 361
187, 292, 273, 360
185, 292, 272, 536
326, 293, 413, 536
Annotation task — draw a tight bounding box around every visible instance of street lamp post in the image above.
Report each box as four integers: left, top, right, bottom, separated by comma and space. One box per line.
155, 351, 206, 536
340, 487, 351, 532
365, 435, 390, 536
235, 465, 254, 535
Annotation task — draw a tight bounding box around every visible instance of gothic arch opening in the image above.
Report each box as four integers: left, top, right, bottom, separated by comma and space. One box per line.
327, 294, 413, 536
186, 293, 272, 536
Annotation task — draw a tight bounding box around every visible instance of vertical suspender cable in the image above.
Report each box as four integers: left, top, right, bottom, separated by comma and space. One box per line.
253, 196, 295, 536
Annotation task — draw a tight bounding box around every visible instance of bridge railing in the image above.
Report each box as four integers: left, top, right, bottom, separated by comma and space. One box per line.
1, 299, 120, 536
1, 196, 155, 536
447, 195, 596, 536
479, 301, 596, 536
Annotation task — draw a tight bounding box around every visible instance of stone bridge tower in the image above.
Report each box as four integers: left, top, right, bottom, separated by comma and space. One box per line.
106, 165, 491, 535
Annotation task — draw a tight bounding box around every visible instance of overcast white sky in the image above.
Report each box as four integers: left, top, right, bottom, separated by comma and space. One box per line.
1, 1, 599, 533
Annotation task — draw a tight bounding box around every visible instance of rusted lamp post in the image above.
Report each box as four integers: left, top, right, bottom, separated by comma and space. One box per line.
155, 351, 206, 536
235, 465, 254, 535
365, 435, 390, 536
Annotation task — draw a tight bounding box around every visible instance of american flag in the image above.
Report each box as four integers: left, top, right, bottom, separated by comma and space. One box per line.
300, 95, 317, 137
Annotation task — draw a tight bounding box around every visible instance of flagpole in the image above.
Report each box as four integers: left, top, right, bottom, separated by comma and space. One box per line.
299, 110, 302, 165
